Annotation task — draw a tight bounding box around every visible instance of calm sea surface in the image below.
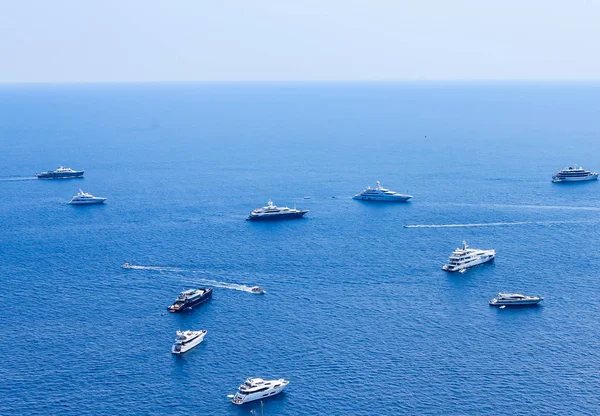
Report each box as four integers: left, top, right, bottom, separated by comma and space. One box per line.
0, 82, 599, 415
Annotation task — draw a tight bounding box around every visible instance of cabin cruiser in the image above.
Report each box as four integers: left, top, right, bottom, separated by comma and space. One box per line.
247, 200, 309, 221
250, 286, 265, 294
489, 293, 543, 307
167, 288, 212, 312
230, 377, 289, 404
353, 181, 412, 202
68, 189, 107, 205
171, 330, 207, 354
36, 166, 84, 179
552, 165, 598, 182
442, 241, 495, 272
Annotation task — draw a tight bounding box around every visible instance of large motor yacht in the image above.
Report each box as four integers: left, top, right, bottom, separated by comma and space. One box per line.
230, 377, 289, 405
167, 288, 213, 312
171, 330, 207, 354
36, 166, 84, 179
68, 189, 107, 205
353, 181, 412, 202
552, 165, 598, 182
442, 241, 495, 272
247, 200, 309, 221
489, 293, 543, 307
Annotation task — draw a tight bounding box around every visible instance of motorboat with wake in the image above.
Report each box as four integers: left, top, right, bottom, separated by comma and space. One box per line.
353, 181, 412, 202
247, 200, 308, 221
36, 166, 84, 179
442, 241, 495, 272
250, 286, 265, 294
228, 377, 289, 404
489, 293, 543, 307
167, 288, 212, 312
171, 330, 207, 354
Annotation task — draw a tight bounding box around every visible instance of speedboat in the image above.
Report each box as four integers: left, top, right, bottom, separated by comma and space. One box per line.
442, 241, 495, 272
552, 165, 598, 182
250, 286, 265, 294
36, 166, 84, 179
171, 330, 207, 354
353, 181, 412, 202
247, 200, 309, 221
489, 293, 543, 307
230, 377, 289, 405
122, 263, 134, 269
68, 189, 107, 205
167, 288, 212, 312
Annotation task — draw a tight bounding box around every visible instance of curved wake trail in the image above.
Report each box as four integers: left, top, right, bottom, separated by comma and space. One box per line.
123, 264, 186, 272
404, 220, 600, 228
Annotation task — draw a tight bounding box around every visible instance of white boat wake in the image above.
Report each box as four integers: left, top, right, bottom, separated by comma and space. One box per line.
404, 220, 600, 228
0, 177, 37, 181
123, 263, 264, 293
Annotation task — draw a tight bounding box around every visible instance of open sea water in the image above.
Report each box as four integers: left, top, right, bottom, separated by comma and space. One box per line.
0, 82, 599, 415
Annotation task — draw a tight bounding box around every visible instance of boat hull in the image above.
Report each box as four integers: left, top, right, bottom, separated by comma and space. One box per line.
246, 211, 308, 221
232, 383, 288, 404
168, 289, 213, 312
552, 173, 598, 182
69, 198, 106, 205
442, 253, 495, 272
353, 195, 412, 202
490, 299, 542, 307
36, 171, 84, 179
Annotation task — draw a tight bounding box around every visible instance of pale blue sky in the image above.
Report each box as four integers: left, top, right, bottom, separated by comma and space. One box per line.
1, 0, 599, 82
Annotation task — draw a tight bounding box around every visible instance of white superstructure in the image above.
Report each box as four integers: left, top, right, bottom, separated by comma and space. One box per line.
171, 330, 207, 354
230, 377, 289, 404
442, 241, 495, 272
489, 293, 543, 306
353, 181, 412, 202
68, 189, 107, 205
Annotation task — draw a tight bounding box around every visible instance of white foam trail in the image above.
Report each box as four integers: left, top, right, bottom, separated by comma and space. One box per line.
404, 220, 599, 228
182, 278, 261, 294
0, 177, 37, 181
441, 202, 600, 212
123, 264, 185, 272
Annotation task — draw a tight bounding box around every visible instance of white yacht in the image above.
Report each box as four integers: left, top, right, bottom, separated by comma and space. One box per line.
171, 330, 207, 354
353, 181, 412, 202
68, 189, 107, 205
489, 293, 543, 307
552, 165, 598, 182
442, 241, 495, 272
247, 200, 308, 221
230, 377, 289, 404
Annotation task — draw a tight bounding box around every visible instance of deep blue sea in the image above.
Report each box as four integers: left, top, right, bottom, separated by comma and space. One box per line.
0, 82, 599, 415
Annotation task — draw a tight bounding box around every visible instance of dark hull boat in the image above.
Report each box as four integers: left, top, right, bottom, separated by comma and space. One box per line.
247, 200, 309, 221
36, 166, 84, 179
168, 288, 212, 312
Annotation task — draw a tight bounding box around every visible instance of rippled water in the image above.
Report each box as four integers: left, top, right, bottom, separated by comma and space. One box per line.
0, 83, 599, 415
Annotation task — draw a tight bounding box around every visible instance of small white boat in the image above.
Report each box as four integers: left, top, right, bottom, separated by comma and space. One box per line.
231, 377, 289, 404
171, 330, 207, 354
68, 189, 107, 205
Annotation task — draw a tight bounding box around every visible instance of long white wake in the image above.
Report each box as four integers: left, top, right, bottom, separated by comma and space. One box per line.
123, 264, 263, 293
0, 177, 37, 181
404, 220, 600, 228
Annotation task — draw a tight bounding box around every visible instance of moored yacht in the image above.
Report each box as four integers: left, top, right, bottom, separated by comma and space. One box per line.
167, 288, 213, 312
36, 166, 84, 179
353, 181, 412, 202
442, 241, 495, 272
247, 200, 309, 221
68, 189, 107, 205
489, 293, 543, 307
171, 330, 207, 354
552, 165, 598, 182
230, 377, 289, 404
